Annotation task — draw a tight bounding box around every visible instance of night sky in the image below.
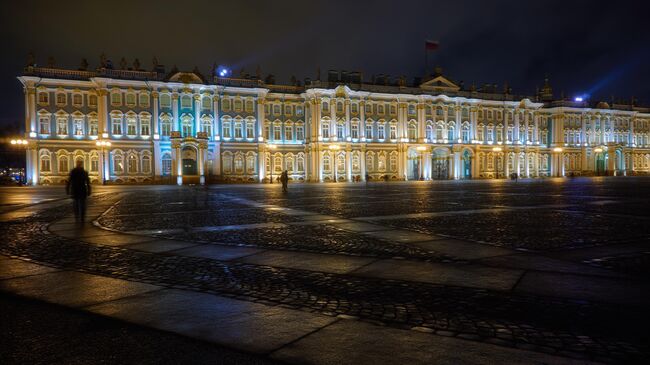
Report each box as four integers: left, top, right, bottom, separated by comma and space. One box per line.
1, 0, 649, 137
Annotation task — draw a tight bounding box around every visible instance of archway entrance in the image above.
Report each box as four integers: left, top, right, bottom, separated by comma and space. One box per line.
407, 148, 420, 180
432, 149, 449, 180
595, 152, 605, 176
182, 146, 198, 176
462, 150, 472, 179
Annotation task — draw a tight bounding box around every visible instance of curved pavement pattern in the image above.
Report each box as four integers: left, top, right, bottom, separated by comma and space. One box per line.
1, 183, 649, 364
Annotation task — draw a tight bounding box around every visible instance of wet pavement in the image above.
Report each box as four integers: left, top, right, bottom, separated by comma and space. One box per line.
1, 178, 649, 364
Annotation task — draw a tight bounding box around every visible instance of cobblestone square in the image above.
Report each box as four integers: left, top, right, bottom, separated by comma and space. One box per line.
1, 178, 649, 364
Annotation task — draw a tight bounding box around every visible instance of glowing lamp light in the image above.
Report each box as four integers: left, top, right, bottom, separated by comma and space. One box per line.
102, 133, 109, 138
329, 144, 340, 151
594, 147, 603, 153
11, 139, 28, 145
29, 131, 37, 138
258, 136, 264, 142
153, 134, 160, 140
492, 147, 502, 152
553, 147, 563, 152
268, 144, 277, 150
416, 146, 426, 151
217, 66, 230, 77
574, 97, 583, 102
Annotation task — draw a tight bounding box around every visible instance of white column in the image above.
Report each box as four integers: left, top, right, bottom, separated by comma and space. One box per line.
213, 95, 220, 140
360, 149, 366, 181
198, 144, 205, 185
172, 92, 179, 132
27, 87, 37, 134
152, 91, 160, 136
360, 101, 366, 139
257, 98, 265, 141
194, 94, 201, 136
514, 111, 520, 144
345, 100, 351, 140
455, 106, 461, 141
98, 89, 109, 136
258, 147, 265, 182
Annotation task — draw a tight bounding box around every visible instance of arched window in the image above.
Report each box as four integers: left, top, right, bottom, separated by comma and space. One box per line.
160, 94, 171, 108
234, 120, 243, 138
246, 153, 256, 173
366, 152, 374, 172
128, 154, 138, 173
110, 91, 121, 106
378, 153, 386, 171
126, 117, 137, 136
389, 153, 398, 172
426, 124, 433, 140
246, 120, 254, 139
448, 126, 455, 141
389, 124, 397, 140
38, 91, 49, 105
181, 95, 192, 108
181, 116, 193, 137
274, 155, 282, 173
141, 155, 151, 174
296, 124, 305, 141
297, 154, 305, 172
58, 156, 69, 173
286, 154, 294, 172
202, 96, 212, 110
321, 121, 330, 138
222, 153, 233, 173
408, 123, 417, 140
139, 93, 150, 108
40, 154, 51, 172
337, 153, 345, 173
322, 153, 331, 172
162, 153, 172, 176
285, 124, 293, 141
337, 123, 344, 139
352, 153, 360, 172
113, 154, 123, 174
140, 116, 151, 136
90, 155, 99, 172
234, 154, 244, 173
126, 93, 136, 107
160, 116, 172, 137
436, 123, 444, 140
201, 118, 213, 138
377, 124, 385, 140
222, 117, 232, 139
462, 123, 470, 142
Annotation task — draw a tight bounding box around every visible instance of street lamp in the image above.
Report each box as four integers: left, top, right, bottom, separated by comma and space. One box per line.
416, 146, 426, 180
10, 139, 29, 184
268, 144, 277, 183
329, 144, 340, 182
492, 146, 502, 179
96, 140, 111, 185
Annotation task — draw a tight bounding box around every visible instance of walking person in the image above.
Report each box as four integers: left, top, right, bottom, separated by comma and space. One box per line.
66, 160, 91, 223
280, 170, 289, 193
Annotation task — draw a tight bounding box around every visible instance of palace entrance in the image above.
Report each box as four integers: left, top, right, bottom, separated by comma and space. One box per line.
181, 146, 198, 176
432, 149, 449, 180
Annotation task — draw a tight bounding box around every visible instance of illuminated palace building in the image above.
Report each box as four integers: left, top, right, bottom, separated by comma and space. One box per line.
17, 58, 650, 185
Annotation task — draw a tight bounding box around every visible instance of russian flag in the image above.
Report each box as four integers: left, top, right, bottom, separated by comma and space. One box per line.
425, 40, 439, 51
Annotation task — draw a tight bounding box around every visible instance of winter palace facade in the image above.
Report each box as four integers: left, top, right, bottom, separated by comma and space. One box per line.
17, 62, 650, 185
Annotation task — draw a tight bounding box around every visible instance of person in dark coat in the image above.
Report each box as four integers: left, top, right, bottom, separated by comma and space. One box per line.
280, 170, 289, 193
66, 160, 91, 222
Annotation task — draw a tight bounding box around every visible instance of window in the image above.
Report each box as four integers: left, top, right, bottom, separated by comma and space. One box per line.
378, 105, 385, 114
322, 101, 329, 112
234, 99, 242, 112
274, 124, 281, 140
365, 103, 372, 114
162, 154, 172, 175
297, 155, 305, 172
426, 125, 433, 140
41, 155, 51, 172
448, 126, 454, 141
285, 105, 292, 115
112, 117, 122, 135
351, 103, 358, 114
182, 117, 192, 137
274, 104, 281, 115
436, 124, 444, 140
408, 123, 416, 140
322, 122, 330, 138
296, 105, 303, 116
408, 104, 416, 115
390, 105, 396, 115
87, 156, 96, 173
264, 122, 270, 140
140, 118, 150, 136
161, 117, 172, 137
38, 92, 49, 105
126, 118, 137, 136
57, 118, 68, 135
202, 119, 213, 138
223, 154, 233, 173
462, 125, 470, 142
234, 121, 243, 138
222, 120, 232, 138
378, 124, 385, 140
222, 98, 231, 111
336, 102, 343, 113
58, 156, 69, 173
202, 96, 212, 110
286, 155, 294, 172
110, 91, 121, 106
246, 154, 256, 173
245, 100, 253, 112
89, 95, 97, 108
181, 95, 192, 108
285, 125, 293, 141
323, 154, 331, 171
56, 92, 67, 106
351, 123, 359, 139
128, 155, 138, 173
389, 124, 397, 140
73, 119, 84, 136
39, 117, 50, 134
126, 93, 136, 106
378, 154, 386, 171
139, 93, 150, 108
72, 93, 83, 107
296, 125, 304, 141
366, 124, 373, 139
390, 154, 398, 172
160, 94, 171, 108
337, 124, 344, 139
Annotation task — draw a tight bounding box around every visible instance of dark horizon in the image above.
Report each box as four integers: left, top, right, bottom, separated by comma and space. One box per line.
2, 0, 650, 137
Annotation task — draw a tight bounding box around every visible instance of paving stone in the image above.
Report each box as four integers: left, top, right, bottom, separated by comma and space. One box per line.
331, 221, 393, 232
86, 288, 337, 354
0, 271, 161, 308
124, 239, 199, 253
361, 229, 441, 243
408, 239, 514, 260
81, 233, 158, 246
239, 250, 377, 274
173, 244, 265, 261
0, 257, 59, 279
514, 271, 649, 305
352, 259, 524, 291
477, 253, 625, 277
270, 320, 600, 365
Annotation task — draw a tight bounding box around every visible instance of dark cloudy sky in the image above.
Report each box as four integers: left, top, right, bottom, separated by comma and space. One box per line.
2, 0, 649, 135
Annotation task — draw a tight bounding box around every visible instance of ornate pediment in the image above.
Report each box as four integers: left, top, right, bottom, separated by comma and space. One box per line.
419, 75, 460, 92
168, 72, 204, 84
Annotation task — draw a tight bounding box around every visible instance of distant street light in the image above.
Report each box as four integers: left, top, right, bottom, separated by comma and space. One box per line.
96, 140, 111, 185
9, 138, 30, 184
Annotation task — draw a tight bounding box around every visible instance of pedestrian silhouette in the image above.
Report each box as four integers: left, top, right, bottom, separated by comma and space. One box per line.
66, 160, 91, 222
280, 170, 289, 193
